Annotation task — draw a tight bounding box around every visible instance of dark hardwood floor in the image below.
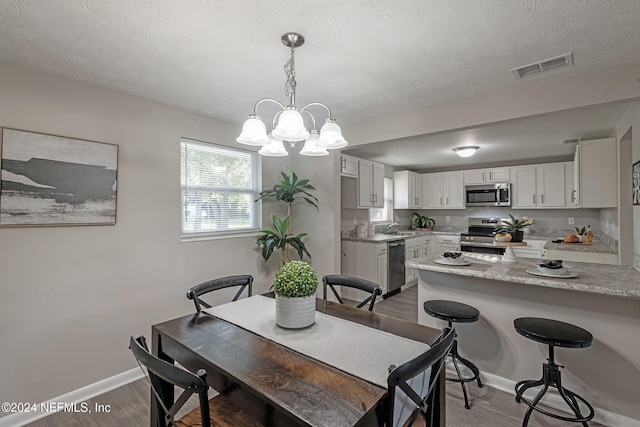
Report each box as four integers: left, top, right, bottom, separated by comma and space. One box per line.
27, 285, 605, 426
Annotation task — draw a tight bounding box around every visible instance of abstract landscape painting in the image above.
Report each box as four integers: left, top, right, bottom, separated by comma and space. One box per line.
0, 128, 118, 226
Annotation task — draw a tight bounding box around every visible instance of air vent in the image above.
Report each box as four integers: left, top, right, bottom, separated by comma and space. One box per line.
562, 137, 581, 145
511, 53, 573, 79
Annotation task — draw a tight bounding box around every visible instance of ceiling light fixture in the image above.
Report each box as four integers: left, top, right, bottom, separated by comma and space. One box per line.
453, 146, 479, 158
236, 32, 347, 157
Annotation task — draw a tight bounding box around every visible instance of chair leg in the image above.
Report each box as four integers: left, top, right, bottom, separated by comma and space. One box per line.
521, 381, 550, 427
450, 353, 471, 409
446, 338, 482, 409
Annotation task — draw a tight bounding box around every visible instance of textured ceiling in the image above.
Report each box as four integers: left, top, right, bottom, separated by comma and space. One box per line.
0, 0, 639, 168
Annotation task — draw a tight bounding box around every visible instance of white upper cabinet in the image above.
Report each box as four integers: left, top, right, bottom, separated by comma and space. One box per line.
357, 159, 384, 208
393, 170, 422, 209
463, 167, 510, 185
573, 138, 617, 208
340, 155, 358, 178
512, 163, 568, 209
423, 171, 464, 209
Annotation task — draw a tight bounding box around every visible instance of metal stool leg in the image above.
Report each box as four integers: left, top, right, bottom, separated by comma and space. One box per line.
450, 350, 471, 409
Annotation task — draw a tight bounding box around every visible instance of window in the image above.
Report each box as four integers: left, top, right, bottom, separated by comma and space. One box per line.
180, 138, 261, 239
369, 177, 393, 222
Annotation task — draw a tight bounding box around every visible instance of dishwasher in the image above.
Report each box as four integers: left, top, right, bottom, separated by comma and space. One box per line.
386, 239, 405, 297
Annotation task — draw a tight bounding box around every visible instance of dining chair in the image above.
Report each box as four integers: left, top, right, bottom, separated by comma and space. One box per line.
129, 335, 263, 427
186, 275, 253, 313
385, 327, 455, 427
322, 274, 383, 311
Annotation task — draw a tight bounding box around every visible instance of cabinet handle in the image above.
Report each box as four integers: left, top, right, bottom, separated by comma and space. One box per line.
342, 158, 345, 169
571, 190, 575, 202
533, 194, 536, 204
541, 194, 544, 204
440, 197, 443, 206
446, 197, 449, 205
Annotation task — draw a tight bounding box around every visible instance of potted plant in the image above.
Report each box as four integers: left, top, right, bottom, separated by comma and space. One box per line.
411, 212, 436, 231
498, 214, 532, 242
273, 260, 318, 329
255, 169, 318, 264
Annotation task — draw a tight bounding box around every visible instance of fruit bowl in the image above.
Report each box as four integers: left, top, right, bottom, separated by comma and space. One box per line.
494, 234, 512, 242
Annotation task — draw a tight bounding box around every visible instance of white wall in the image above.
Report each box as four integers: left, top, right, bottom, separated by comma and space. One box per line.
0, 60, 339, 411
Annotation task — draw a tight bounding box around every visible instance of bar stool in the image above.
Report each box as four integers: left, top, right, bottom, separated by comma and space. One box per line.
514, 317, 595, 427
423, 300, 482, 409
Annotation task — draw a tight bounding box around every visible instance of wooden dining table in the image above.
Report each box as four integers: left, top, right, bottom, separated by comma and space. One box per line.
151, 297, 445, 427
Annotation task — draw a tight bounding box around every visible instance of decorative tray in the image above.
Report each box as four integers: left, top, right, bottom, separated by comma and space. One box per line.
524, 265, 577, 278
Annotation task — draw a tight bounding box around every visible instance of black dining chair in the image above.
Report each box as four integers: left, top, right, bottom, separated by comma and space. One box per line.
129, 335, 263, 427
186, 275, 253, 313
322, 274, 383, 311
385, 327, 455, 427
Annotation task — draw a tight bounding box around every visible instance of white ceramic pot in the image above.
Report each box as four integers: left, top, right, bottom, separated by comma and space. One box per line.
275, 294, 316, 329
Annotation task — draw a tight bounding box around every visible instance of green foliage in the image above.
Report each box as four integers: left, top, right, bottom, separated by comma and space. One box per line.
575, 226, 586, 235
498, 214, 533, 232
273, 260, 319, 298
255, 169, 318, 208
256, 215, 311, 262
411, 212, 435, 229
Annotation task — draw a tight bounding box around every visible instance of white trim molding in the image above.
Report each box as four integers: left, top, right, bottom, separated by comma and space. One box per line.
0, 368, 143, 427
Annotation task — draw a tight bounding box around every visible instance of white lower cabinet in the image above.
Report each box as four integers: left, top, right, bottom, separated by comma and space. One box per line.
341, 241, 388, 299
433, 234, 461, 254
404, 237, 422, 285
512, 239, 546, 259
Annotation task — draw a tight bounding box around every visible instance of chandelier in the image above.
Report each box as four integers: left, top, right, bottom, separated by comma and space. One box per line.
236, 32, 348, 157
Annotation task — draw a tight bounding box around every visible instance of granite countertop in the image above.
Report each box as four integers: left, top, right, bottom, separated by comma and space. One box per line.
342, 230, 462, 243
407, 253, 640, 299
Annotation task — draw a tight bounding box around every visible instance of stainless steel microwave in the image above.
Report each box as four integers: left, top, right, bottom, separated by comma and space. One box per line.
465, 183, 511, 207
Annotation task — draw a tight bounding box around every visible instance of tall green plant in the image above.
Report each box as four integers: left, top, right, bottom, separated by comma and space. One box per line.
255, 169, 318, 264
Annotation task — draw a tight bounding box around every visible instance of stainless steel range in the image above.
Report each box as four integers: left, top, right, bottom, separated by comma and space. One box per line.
460, 217, 508, 255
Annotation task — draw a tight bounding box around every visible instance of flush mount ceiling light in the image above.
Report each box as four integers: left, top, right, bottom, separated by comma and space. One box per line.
453, 146, 479, 158
236, 32, 347, 157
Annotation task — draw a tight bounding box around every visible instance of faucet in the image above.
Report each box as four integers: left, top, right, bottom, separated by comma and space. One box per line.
384, 222, 399, 232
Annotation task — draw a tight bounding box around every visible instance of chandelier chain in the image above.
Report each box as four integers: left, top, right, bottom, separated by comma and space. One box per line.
284, 47, 296, 101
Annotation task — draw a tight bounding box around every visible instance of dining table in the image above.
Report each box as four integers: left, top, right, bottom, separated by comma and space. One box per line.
150, 295, 445, 427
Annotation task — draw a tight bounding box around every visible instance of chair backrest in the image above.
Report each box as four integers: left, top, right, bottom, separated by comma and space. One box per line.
129, 336, 211, 427
322, 275, 382, 311
385, 327, 455, 427
186, 275, 253, 313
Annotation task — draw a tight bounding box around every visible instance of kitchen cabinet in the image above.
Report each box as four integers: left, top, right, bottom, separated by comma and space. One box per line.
572, 138, 617, 208
404, 236, 422, 285
340, 158, 384, 209
393, 170, 422, 209
423, 171, 464, 209
463, 167, 510, 185
433, 234, 461, 254
511, 163, 568, 209
340, 155, 358, 178
341, 241, 388, 297
511, 239, 546, 259
358, 160, 384, 208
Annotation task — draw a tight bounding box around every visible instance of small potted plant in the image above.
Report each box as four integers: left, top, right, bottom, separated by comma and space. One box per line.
498, 214, 532, 242
411, 212, 436, 231
273, 260, 318, 329
574, 226, 586, 242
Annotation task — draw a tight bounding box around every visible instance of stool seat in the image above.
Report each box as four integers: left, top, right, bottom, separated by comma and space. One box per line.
423, 300, 479, 323
514, 317, 593, 348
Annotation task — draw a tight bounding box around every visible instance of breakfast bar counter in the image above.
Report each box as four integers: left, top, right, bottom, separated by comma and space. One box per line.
410, 254, 640, 426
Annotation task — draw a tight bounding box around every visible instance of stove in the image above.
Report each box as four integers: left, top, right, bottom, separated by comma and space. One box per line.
460, 217, 508, 254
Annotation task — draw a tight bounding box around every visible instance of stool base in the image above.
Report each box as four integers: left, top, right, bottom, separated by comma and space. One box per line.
515, 346, 594, 427
447, 337, 483, 409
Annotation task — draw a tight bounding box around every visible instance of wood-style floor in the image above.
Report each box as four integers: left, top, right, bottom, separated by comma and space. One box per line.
27, 285, 605, 427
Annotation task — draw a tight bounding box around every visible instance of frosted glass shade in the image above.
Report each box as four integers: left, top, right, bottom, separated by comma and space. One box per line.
299, 132, 329, 156
272, 108, 310, 142
317, 119, 348, 149
236, 115, 270, 146
258, 135, 288, 157
453, 146, 479, 157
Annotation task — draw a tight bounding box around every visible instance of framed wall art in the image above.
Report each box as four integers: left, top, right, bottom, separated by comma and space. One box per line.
0, 128, 118, 226
634, 160, 640, 206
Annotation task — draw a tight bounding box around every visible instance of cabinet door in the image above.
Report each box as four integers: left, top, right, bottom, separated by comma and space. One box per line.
422, 237, 431, 258
410, 171, 422, 208
537, 163, 565, 207
444, 172, 465, 208
405, 242, 416, 284
341, 155, 358, 177
464, 169, 486, 185
488, 167, 510, 183
393, 170, 420, 209
358, 160, 373, 208
578, 138, 617, 208
371, 162, 385, 208
377, 245, 388, 294
425, 173, 445, 208
573, 146, 580, 206
512, 166, 537, 208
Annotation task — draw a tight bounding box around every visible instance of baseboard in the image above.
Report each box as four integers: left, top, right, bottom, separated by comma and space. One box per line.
475, 370, 640, 427
0, 368, 144, 427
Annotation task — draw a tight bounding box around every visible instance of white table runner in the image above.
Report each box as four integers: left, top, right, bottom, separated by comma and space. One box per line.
207, 295, 429, 388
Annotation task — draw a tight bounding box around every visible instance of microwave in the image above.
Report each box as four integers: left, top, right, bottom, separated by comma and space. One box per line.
465, 183, 511, 207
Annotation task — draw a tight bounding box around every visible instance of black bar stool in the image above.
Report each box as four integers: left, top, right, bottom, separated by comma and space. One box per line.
423, 300, 482, 409
514, 317, 595, 427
